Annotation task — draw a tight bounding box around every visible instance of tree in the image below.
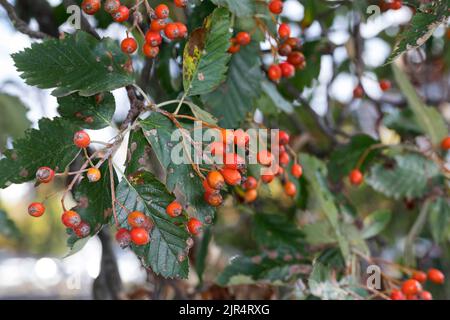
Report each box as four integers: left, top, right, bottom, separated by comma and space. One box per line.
0, 0, 449, 300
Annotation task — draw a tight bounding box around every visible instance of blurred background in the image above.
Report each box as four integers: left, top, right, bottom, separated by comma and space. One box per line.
0, 0, 449, 299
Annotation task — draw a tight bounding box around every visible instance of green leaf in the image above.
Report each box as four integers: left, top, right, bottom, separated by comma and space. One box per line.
195, 226, 212, 285
12, 31, 134, 97
289, 40, 322, 91
328, 134, 379, 183
427, 197, 450, 244
58, 92, 115, 129
210, 0, 256, 17
115, 171, 190, 279
0, 117, 79, 188
252, 213, 305, 250
387, 1, 449, 63
217, 248, 310, 286
185, 100, 218, 125
66, 162, 117, 252
260, 80, 294, 114
0, 94, 30, 151
392, 64, 447, 146
303, 221, 337, 245
140, 113, 215, 221
300, 154, 351, 261
366, 154, 440, 200
183, 8, 231, 96
383, 109, 422, 135
362, 210, 392, 239
0, 209, 21, 240
202, 43, 263, 127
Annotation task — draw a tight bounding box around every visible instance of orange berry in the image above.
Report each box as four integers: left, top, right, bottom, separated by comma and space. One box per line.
202, 178, 217, 194
279, 152, 290, 167
291, 164, 303, 178
74, 221, 90, 238
73, 130, 91, 148
164, 22, 180, 39
390, 289, 405, 300
187, 218, 202, 235
401, 279, 422, 296
243, 176, 258, 190
257, 150, 274, 166
207, 171, 225, 190
143, 43, 159, 58
420, 291, 432, 300
121, 37, 138, 54
28, 202, 45, 218
61, 210, 81, 228
166, 201, 183, 218
236, 32, 251, 46
115, 228, 131, 248
204, 192, 223, 207
284, 181, 297, 197
412, 271, 427, 283
261, 172, 275, 184
145, 30, 162, 46
154, 4, 170, 19
278, 130, 290, 145
228, 38, 241, 54
349, 169, 363, 186
220, 168, 242, 186
127, 211, 147, 228
150, 19, 167, 31
36, 167, 55, 183
174, 0, 188, 7
87, 167, 101, 182
428, 268, 445, 284
130, 227, 150, 245
244, 189, 258, 203
353, 85, 364, 98
441, 137, 450, 150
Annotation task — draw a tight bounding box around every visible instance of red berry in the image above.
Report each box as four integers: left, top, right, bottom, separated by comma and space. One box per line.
112, 5, 129, 23
187, 218, 203, 235
145, 31, 162, 47
143, 43, 160, 58
175, 22, 188, 38
420, 291, 432, 300
412, 271, 427, 283
285, 37, 302, 50
390, 289, 405, 300
166, 201, 183, 218
87, 167, 101, 182
121, 37, 138, 54
280, 62, 295, 78
73, 130, 91, 148
441, 137, 450, 150
228, 38, 241, 54
81, 0, 101, 15
104, 0, 121, 14
284, 181, 297, 197
62, 210, 81, 228
130, 227, 150, 245
127, 211, 147, 228
164, 23, 180, 39
278, 23, 291, 39
204, 192, 223, 207
220, 168, 242, 186
261, 172, 275, 184
279, 152, 290, 166
278, 130, 290, 145
257, 150, 274, 166
207, 171, 225, 190
427, 268, 445, 284
268, 64, 282, 82
268, 0, 283, 14
349, 169, 363, 186
278, 43, 292, 57
28, 202, 45, 218
379, 79, 391, 92
36, 167, 55, 183
233, 129, 250, 149
243, 176, 258, 190
74, 221, 91, 238
287, 52, 306, 69
353, 85, 364, 98
174, 0, 188, 7
390, 0, 402, 10
155, 4, 170, 19
115, 228, 131, 248
236, 32, 251, 46
202, 178, 217, 194
244, 189, 258, 203
224, 153, 245, 170
291, 164, 303, 178
150, 19, 167, 31
401, 279, 422, 296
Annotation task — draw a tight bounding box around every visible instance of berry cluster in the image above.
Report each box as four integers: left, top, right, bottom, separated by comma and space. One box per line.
201, 129, 303, 208
390, 268, 445, 300
81, 1, 188, 58
27, 130, 101, 239
267, 18, 305, 81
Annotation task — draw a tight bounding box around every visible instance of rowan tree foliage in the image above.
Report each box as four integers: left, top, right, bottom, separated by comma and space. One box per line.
0, 0, 449, 300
